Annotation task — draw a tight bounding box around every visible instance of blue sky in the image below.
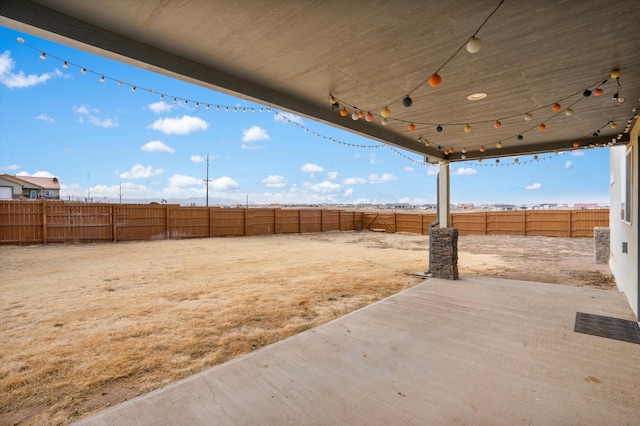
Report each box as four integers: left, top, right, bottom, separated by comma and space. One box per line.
0, 26, 610, 206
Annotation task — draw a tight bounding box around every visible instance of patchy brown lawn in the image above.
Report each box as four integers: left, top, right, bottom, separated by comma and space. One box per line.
0, 232, 614, 425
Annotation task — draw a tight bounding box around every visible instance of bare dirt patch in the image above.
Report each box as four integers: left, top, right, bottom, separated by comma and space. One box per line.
0, 232, 615, 425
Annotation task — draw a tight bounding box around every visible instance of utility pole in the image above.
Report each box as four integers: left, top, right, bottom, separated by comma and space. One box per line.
203, 154, 212, 207
119, 181, 122, 204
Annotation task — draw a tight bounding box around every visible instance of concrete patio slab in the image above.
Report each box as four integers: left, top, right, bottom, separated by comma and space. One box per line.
74, 277, 640, 425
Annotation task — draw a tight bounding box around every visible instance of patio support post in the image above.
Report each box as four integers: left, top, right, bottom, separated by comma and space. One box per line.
438, 161, 450, 227
429, 160, 458, 280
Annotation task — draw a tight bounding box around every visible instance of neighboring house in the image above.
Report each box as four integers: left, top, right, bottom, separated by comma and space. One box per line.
609, 122, 639, 319
0, 174, 61, 200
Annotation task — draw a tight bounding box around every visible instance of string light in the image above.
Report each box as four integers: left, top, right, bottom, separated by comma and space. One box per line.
10, 30, 631, 172
466, 37, 482, 53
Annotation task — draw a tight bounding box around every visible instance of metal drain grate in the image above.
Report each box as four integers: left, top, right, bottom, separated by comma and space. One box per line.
574, 312, 640, 344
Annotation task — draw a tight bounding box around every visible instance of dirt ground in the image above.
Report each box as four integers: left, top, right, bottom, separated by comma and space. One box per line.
0, 231, 615, 425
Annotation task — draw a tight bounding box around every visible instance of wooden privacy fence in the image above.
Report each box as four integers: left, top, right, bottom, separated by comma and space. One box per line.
0, 201, 609, 245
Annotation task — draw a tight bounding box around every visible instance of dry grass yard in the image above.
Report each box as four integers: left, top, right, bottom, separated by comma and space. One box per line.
0, 231, 615, 425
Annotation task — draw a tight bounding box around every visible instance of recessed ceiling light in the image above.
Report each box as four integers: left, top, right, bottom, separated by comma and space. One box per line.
467, 92, 488, 101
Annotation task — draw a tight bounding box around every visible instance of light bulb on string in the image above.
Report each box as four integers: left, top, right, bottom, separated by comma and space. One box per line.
365, 112, 374, 122
610, 69, 621, 79
381, 118, 389, 126
517, 134, 523, 141
565, 108, 573, 116
100, 76, 105, 83
351, 111, 359, 120
594, 88, 603, 96
63, 61, 69, 69
496, 141, 503, 148
436, 125, 443, 133
429, 73, 442, 87
206, 104, 210, 110
493, 120, 502, 128
552, 103, 561, 111
160, 94, 164, 101
524, 113, 532, 121
131, 86, 136, 93
81, 68, 87, 74
39, 52, 46, 60
538, 123, 546, 131
381, 107, 391, 118
583, 89, 592, 97
117, 81, 123, 86
466, 36, 482, 53
611, 122, 617, 129
479, 146, 486, 152
408, 123, 416, 131
464, 124, 472, 133
340, 107, 348, 117
402, 96, 413, 107
17, 37, 25, 44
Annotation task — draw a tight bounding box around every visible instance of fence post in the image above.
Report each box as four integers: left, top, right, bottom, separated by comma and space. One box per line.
209, 207, 213, 238
274, 208, 280, 234
244, 208, 248, 236
112, 205, 117, 242
41, 201, 47, 245
483, 212, 487, 235
568, 210, 573, 238
165, 205, 170, 239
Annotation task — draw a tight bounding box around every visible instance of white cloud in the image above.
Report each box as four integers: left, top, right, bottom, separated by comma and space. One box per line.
241, 144, 262, 150
404, 166, 414, 172
141, 140, 175, 154
242, 125, 270, 142
426, 165, 439, 176
149, 115, 209, 135
524, 182, 542, 190
262, 175, 288, 188
452, 167, 477, 176
87, 116, 118, 128
168, 174, 202, 187
146, 101, 174, 114
327, 171, 339, 180
211, 176, 239, 191
344, 177, 366, 185
569, 151, 585, 157
369, 154, 381, 165
190, 155, 206, 163
119, 164, 164, 179
368, 173, 398, 183
17, 170, 55, 177
74, 105, 118, 128
0, 50, 64, 89
74, 105, 91, 115
274, 112, 303, 125
565, 160, 573, 169
36, 113, 55, 123
303, 180, 343, 194
1, 164, 20, 171
301, 163, 324, 173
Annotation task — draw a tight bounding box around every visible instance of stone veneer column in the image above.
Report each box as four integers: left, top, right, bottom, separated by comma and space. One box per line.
594, 227, 610, 264
430, 227, 458, 280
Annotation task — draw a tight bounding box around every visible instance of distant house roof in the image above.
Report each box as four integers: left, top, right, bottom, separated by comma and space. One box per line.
0, 174, 60, 189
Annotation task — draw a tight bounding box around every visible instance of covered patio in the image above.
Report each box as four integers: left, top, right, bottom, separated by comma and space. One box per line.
75, 276, 640, 425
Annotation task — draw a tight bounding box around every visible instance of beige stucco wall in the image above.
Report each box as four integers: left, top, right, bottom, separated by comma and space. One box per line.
609, 120, 639, 319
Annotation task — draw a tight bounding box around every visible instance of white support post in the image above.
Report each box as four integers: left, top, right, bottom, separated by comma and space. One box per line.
438, 161, 451, 228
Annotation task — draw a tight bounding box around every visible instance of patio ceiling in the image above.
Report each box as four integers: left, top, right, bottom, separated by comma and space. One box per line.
1, 0, 639, 163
